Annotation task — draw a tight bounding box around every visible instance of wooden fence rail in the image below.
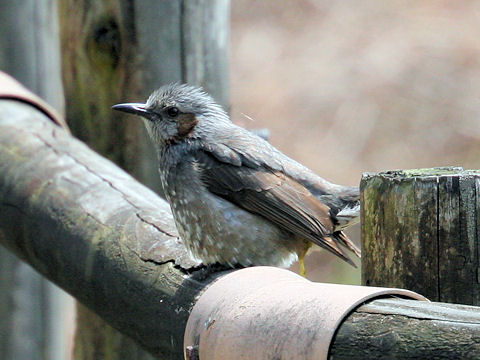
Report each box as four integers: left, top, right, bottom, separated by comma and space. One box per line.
1, 81, 480, 359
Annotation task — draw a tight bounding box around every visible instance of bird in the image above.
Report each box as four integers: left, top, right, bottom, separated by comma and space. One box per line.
112, 84, 361, 276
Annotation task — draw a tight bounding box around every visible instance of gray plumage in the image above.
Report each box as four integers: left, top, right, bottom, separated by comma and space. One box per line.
112, 84, 361, 269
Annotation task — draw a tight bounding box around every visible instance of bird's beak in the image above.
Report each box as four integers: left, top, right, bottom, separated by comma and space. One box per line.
111, 103, 150, 117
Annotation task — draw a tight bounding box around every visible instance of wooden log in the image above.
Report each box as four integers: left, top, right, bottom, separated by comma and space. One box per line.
332, 297, 480, 359
361, 168, 480, 305
0, 100, 206, 359
2, 101, 480, 359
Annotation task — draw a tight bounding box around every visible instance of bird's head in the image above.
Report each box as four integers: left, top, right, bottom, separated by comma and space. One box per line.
112, 83, 229, 146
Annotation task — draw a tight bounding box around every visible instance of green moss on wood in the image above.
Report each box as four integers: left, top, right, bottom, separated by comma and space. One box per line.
361, 167, 480, 304
362, 167, 465, 183
58, 0, 140, 170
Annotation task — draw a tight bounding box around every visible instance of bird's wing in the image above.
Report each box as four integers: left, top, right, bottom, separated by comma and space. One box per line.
205, 127, 361, 208
194, 149, 358, 266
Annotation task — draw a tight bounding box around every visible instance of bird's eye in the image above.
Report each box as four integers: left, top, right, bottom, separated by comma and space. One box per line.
167, 107, 179, 117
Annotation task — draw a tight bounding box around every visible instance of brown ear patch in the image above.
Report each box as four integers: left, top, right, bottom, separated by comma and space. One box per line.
177, 113, 198, 139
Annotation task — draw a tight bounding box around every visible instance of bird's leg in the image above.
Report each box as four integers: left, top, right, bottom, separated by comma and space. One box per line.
299, 254, 307, 277
298, 242, 312, 278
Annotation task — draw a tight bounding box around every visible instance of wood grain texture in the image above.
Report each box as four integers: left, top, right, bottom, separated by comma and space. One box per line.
59, 0, 231, 201
0, 101, 209, 359
182, 0, 230, 108
58, 2, 171, 357
361, 168, 480, 305
332, 298, 480, 359
0, 2, 69, 359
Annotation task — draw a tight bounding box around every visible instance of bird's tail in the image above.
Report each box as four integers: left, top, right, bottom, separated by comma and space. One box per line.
335, 203, 360, 231
334, 231, 361, 259
320, 231, 361, 268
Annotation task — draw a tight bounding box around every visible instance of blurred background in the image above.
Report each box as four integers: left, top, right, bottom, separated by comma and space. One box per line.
2, 1, 480, 358
231, 0, 480, 283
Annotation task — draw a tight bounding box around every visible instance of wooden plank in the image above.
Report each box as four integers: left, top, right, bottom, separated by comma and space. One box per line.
134, 0, 183, 89
413, 176, 439, 299
361, 171, 439, 300
0, 1, 64, 112
182, 0, 230, 108
437, 174, 477, 304
475, 176, 480, 305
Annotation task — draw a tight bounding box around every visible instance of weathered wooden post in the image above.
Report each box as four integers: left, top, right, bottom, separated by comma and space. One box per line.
361, 167, 480, 305
58, 0, 230, 358
0, 2, 73, 359
59, 0, 230, 193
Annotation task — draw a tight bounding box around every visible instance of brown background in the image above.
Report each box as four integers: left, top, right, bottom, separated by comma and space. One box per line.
230, 1, 480, 283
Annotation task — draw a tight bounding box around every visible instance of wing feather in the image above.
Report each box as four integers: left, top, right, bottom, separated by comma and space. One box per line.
195, 150, 359, 265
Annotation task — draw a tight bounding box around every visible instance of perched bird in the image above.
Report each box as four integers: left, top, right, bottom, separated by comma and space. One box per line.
112, 84, 360, 276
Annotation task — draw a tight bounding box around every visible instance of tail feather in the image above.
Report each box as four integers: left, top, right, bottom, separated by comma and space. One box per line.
335, 203, 360, 231
335, 231, 361, 259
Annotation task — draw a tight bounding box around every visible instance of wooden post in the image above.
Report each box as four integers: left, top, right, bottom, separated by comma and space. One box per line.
0, 2, 73, 360
58, 0, 230, 358
361, 167, 480, 305
59, 0, 230, 193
